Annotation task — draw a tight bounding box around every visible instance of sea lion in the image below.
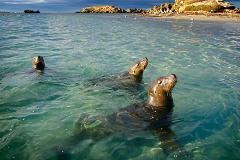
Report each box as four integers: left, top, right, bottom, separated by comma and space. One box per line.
127, 57, 148, 83
32, 56, 45, 72
51, 74, 186, 160
87, 57, 148, 88
83, 74, 177, 133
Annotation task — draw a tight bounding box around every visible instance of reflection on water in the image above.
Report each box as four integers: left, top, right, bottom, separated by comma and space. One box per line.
0, 14, 240, 160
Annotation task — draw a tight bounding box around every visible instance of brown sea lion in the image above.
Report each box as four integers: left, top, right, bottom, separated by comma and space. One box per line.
127, 57, 148, 83
87, 57, 148, 87
105, 73, 177, 128
32, 56, 45, 72
74, 74, 177, 140
51, 74, 186, 160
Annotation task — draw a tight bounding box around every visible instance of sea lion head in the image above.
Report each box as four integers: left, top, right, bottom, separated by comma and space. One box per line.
128, 57, 148, 82
147, 74, 177, 108
32, 56, 45, 71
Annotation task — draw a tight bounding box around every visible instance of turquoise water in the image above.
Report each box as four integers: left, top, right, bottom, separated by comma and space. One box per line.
0, 14, 240, 160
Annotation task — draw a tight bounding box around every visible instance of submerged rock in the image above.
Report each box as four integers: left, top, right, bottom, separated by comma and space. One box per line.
79, 6, 126, 13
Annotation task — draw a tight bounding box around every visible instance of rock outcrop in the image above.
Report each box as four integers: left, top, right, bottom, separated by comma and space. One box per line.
126, 8, 147, 13
77, 1, 238, 15
147, 3, 174, 14
79, 6, 126, 13
174, 0, 235, 13
24, 10, 40, 13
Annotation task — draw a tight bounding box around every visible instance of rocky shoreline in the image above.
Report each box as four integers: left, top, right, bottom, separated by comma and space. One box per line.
144, 0, 240, 16
141, 0, 240, 22
76, 1, 240, 21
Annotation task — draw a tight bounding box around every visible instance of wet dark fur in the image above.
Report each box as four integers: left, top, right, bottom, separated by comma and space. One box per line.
87, 71, 144, 90
47, 75, 192, 160
32, 56, 45, 72
48, 101, 182, 160
85, 58, 148, 93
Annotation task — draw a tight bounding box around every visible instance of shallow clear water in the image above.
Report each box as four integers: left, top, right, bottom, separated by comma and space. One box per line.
0, 13, 240, 160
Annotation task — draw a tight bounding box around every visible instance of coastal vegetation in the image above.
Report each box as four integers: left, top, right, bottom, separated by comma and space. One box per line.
184, 3, 225, 12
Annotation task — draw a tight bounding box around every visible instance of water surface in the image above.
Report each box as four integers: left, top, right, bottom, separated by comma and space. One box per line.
0, 14, 240, 160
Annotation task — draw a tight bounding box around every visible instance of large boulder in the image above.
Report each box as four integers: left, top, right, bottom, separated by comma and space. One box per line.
79, 6, 126, 13
148, 3, 174, 15
174, 0, 235, 13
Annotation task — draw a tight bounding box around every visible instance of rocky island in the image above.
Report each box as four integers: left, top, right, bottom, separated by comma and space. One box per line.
79, 6, 126, 13
78, 6, 148, 14
24, 10, 40, 13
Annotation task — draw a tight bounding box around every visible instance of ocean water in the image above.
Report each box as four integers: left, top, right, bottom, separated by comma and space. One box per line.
0, 13, 240, 160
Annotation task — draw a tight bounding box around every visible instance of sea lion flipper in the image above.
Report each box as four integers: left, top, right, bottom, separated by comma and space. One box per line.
153, 127, 192, 159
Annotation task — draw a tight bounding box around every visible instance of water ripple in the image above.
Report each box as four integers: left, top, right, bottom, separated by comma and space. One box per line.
0, 14, 239, 160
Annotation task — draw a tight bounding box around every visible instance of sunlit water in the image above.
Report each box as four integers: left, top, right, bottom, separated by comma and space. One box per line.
0, 13, 240, 160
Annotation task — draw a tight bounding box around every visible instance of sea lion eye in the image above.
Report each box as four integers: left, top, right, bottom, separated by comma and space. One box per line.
158, 80, 162, 85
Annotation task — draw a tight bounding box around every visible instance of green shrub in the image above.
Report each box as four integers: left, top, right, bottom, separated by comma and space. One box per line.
184, 3, 224, 12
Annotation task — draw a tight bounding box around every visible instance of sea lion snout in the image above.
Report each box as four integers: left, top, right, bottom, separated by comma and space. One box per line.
140, 57, 148, 69
169, 74, 177, 84
128, 57, 148, 76
32, 56, 45, 71
171, 74, 177, 79
155, 74, 177, 92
